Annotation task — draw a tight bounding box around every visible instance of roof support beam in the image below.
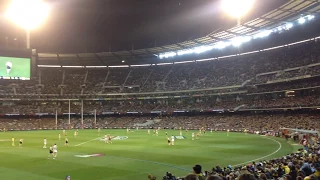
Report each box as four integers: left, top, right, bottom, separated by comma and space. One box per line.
94, 53, 108, 66
111, 52, 123, 61
259, 17, 279, 23
127, 51, 140, 59
241, 24, 258, 30
76, 54, 85, 66
208, 35, 223, 41
57, 54, 62, 66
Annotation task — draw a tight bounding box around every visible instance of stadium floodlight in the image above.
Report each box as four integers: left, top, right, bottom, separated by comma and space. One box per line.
177, 49, 193, 56
213, 41, 231, 49
230, 36, 252, 47
5, 0, 49, 49
194, 46, 214, 54
307, 15, 315, 20
253, 30, 272, 39
298, 17, 306, 24
159, 52, 176, 59
222, 0, 255, 24
285, 23, 293, 30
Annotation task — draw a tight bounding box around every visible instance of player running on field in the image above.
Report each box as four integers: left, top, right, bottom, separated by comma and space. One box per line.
12, 137, 15, 146
19, 139, 23, 147
6, 61, 12, 74
104, 134, 108, 144
48, 145, 53, 159
65, 138, 69, 146
171, 136, 175, 145
43, 138, 47, 148
58, 133, 61, 140
53, 144, 58, 159
108, 135, 112, 144
192, 133, 195, 140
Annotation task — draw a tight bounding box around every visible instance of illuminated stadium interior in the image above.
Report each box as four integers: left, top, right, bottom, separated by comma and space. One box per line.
0, 0, 320, 180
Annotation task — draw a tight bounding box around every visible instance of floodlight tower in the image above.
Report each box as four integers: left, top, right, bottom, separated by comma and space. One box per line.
5, 0, 49, 49
222, 0, 255, 25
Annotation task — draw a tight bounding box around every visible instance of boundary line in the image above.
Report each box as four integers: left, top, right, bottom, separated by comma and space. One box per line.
74, 138, 99, 147
232, 137, 282, 167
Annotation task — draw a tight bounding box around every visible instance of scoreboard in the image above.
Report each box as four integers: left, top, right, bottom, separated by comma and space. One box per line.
0, 48, 31, 80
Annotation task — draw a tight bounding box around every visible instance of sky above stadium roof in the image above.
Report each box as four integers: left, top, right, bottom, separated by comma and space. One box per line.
0, 0, 288, 53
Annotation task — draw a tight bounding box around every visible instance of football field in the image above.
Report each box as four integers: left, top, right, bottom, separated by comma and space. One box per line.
0, 130, 296, 180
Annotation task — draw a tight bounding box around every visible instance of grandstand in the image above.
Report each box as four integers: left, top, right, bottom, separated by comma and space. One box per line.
0, 0, 320, 180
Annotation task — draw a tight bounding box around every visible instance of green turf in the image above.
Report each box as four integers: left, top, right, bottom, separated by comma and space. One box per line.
0, 56, 30, 78
0, 130, 296, 180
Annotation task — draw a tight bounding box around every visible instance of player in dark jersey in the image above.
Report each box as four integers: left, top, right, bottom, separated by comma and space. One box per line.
108, 136, 112, 144
19, 139, 23, 147
65, 138, 69, 146
167, 138, 171, 145
48, 145, 53, 159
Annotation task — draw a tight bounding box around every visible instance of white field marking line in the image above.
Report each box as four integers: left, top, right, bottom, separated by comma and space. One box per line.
74, 137, 99, 147
232, 137, 282, 167
0, 139, 10, 142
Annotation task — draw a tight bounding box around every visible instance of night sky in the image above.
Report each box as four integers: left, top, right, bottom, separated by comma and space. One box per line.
0, 0, 288, 53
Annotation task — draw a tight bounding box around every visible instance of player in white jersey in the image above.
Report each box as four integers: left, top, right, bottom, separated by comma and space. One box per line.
211, 128, 213, 133
171, 136, 175, 145
136, 126, 138, 131
6, 61, 12, 74
58, 133, 61, 140
74, 131, 77, 138
43, 138, 47, 148
98, 128, 100, 136
148, 129, 150, 135
156, 130, 159, 136
53, 144, 58, 159
63, 130, 65, 135
180, 131, 182, 136
192, 133, 195, 140
126, 128, 130, 134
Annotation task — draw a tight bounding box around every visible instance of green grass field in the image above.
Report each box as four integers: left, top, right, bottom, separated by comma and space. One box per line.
0, 56, 30, 78
0, 130, 296, 180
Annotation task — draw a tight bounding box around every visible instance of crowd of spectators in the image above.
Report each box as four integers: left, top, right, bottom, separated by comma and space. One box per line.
0, 40, 319, 95
0, 94, 320, 114
1, 113, 319, 132
159, 146, 320, 180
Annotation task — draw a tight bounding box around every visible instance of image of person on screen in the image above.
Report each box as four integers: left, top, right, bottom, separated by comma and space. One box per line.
6, 61, 12, 74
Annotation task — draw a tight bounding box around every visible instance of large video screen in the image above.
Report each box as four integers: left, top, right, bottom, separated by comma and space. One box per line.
0, 56, 30, 80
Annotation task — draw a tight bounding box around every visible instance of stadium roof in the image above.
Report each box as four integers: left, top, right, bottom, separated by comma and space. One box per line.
38, 0, 320, 65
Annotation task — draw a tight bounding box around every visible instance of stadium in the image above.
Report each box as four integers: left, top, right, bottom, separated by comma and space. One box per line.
0, 0, 320, 179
